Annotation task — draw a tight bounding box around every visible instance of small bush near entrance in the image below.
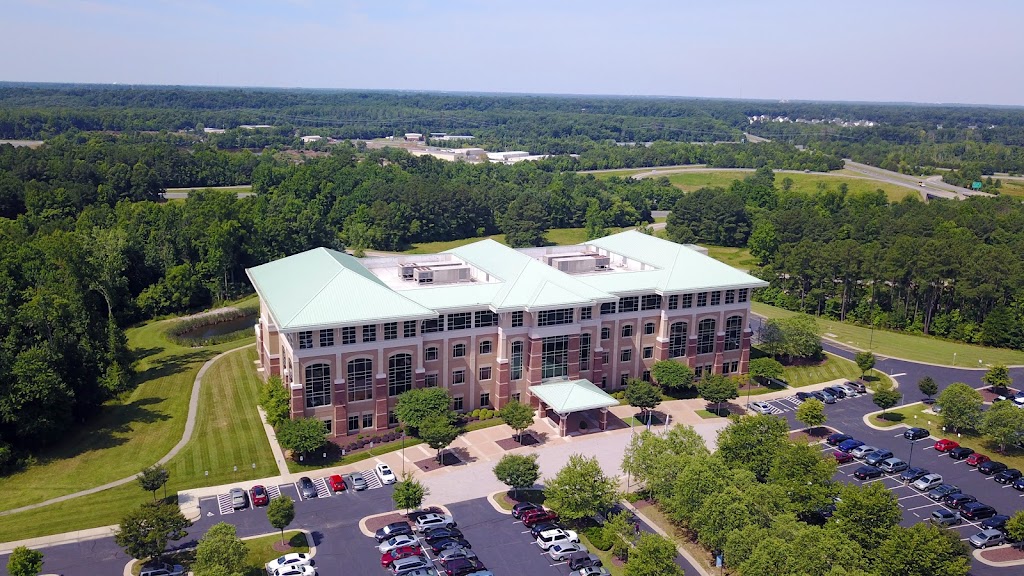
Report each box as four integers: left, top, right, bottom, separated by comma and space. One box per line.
582, 525, 613, 551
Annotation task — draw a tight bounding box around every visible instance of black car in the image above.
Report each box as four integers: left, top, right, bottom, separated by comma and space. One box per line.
444, 557, 486, 576
853, 466, 883, 480
429, 538, 472, 554
1014, 477, 1024, 491
530, 522, 562, 538
899, 467, 929, 483
928, 483, 961, 501
824, 386, 847, 398
423, 527, 464, 544
994, 468, 1023, 484
297, 476, 317, 499
944, 493, 978, 510
568, 552, 603, 571
982, 515, 1011, 532
796, 391, 815, 401
948, 447, 975, 460
961, 502, 998, 521
511, 502, 542, 519
904, 427, 929, 441
978, 461, 1008, 475
827, 433, 853, 446
375, 521, 412, 543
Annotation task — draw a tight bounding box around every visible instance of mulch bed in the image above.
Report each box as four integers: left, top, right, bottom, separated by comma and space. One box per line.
980, 545, 1024, 562
413, 451, 462, 472
495, 433, 540, 451
789, 426, 837, 443
364, 511, 407, 533
979, 387, 1020, 403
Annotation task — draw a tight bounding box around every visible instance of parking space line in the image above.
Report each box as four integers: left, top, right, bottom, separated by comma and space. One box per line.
313, 477, 332, 498
293, 482, 304, 501
216, 493, 234, 515
266, 485, 282, 500
907, 503, 938, 511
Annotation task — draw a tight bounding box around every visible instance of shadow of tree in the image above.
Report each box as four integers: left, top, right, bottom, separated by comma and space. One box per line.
31, 397, 174, 463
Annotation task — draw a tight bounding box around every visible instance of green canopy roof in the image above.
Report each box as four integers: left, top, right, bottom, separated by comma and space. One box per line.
529, 379, 619, 414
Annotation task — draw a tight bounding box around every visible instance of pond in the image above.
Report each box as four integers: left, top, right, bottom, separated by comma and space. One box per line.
178, 314, 257, 339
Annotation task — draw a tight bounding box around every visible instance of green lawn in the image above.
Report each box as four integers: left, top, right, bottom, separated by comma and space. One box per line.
779, 352, 884, 388
666, 171, 915, 202
996, 180, 1024, 198
700, 245, 756, 270
243, 531, 310, 576
752, 302, 1024, 366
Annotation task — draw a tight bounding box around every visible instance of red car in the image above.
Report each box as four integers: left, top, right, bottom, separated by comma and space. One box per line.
250, 485, 269, 507
381, 545, 421, 567
328, 474, 346, 492
522, 509, 559, 527
934, 439, 959, 452
966, 453, 990, 467
833, 451, 854, 464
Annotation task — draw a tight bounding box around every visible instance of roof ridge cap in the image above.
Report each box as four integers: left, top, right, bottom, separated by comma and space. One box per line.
283, 264, 348, 327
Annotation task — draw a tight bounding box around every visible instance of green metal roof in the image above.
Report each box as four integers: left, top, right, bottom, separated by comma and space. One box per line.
529, 379, 619, 414
246, 247, 437, 331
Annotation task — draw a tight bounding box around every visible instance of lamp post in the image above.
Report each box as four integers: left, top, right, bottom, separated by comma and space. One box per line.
907, 437, 917, 469
401, 430, 406, 476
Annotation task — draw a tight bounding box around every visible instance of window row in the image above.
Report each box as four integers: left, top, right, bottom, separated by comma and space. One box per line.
299, 322, 420, 349
424, 340, 494, 361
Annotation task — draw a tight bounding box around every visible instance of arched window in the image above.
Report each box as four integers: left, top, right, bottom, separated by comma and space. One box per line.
305, 363, 331, 408
725, 316, 743, 351
510, 340, 524, 381
347, 358, 373, 402
452, 343, 466, 358
697, 319, 716, 355
389, 354, 412, 397
479, 340, 492, 355
669, 322, 687, 357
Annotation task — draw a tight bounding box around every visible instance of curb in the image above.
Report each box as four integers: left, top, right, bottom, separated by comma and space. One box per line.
973, 545, 1024, 567
358, 505, 453, 538
485, 491, 514, 515
123, 528, 317, 576
0, 525, 118, 555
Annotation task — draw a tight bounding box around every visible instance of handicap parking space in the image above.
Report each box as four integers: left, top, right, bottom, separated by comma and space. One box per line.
359, 469, 383, 490
266, 484, 282, 500
312, 476, 333, 498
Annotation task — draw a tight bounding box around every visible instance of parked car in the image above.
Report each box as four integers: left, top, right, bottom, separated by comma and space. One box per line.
961, 502, 998, 521
272, 567, 315, 576
1014, 476, 1024, 491
982, 515, 1012, 532
853, 465, 883, 480
864, 450, 894, 466
376, 522, 413, 543
944, 493, 978, 510
994, 468, 1022, 485
376, 463, 397, 485
912, 473, 944, 492
139, 563, 185, 576
265, 553, 313, 575
966, 453, 991, 467
549, 542, 586, 561
436, 546, 478, 564
423, 527, 464, 544
878, 457, 909, 474
948, 447, 975, 460
390, 555, 431, 574
824, 386, 847, 398
378, 535, 420, 554
297, 476, 317, 499
749, 401, 773, 415
250, 485, 269, 507
429, 538, 472, 555
328, 474, 346, 492
836, 383, 859, 397
969, 529, 1006, 549
846, 380, 867, 393
927, 483, 961, 501
380, 546, 421, 568
522, 509, 559, 527
442, 557, 486, 576
536, 528, 580, 550
899, 467, 929, 483
904, 427, 929, 441
838, 439, 865, 453
850, 445, 879, 459
511, 502, 542, 519
414, 513, 456, 532
814, 390, 837, 404
230, 487, 249, 510
350, 474, 368, 491
827, 433, 853, 446
530, 522, 563, 538
979, 461, 1008, 475
567, 552, 603, 571
395, 570, 439, 576
929, 509, 962, 527
575, 568, 611, 576
795, 391, 815, 401
833, 451, 854, 464
406, 507, 445, 522
934, 438, 959, 452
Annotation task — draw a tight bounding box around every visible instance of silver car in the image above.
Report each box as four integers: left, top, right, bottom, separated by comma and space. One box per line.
436, 546, 478, 564
969, 529, 1006, 548
230, 487, 248, 510
749, 401, 773, 415
930, 509, 961, 526
912, 473, 943, 492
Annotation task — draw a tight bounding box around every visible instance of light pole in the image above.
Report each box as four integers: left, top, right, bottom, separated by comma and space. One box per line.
907, 438, 917, 469
401, 430, 406, 476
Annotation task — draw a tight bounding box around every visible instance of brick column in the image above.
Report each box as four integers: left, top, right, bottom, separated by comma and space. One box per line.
599, 408, 608, 431
654, 337, 669, 361
714, 332, 726, 374
414, 368, 425, 389
568, 334, 581, 379
527, 338, 543, 384
496, 359, 510, 409
558, 414, 567, 437
740, 329, 753, 373
591, 350, 604, 387
374, 373, 389, 431
289, 381, 304, 420
686, 336, 698, 368
333, 404, 348, 438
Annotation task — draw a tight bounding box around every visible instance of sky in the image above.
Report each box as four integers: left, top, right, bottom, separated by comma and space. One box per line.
2, 0, 1022, 106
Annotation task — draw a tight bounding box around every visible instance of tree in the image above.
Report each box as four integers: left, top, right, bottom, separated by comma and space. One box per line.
758, 320, 787, 359
498, 399, 535, 442
778, 315, 822, 360
873, 523, 970, 576
259, 376, 290, 428
267, 496, 295, 545
651, 360, 695, 391
543, 454, 619, 522
936, 383, 984, 432
276, 417, 327, 458
768, 441, 839, 516
392, 473, 428, 512
872, 382, 901, 417
624, 532, 685, 576
1005, 510, 1024, 544
6, 546, 44, 576
493, 453, 540, 498
747, 357, 784, 385
625, 378, 661, 424
394, 387, 453, 433
500, 194, 549, 247
138, 465, 170, 500
621, 426, 709, 501
980, 400, 1024, 453
795, 398, 826, 431
698, 374, 738, 415
192, 522, 248, 576
854, 351, 876, 375
918, 376, 938, 401
418, 413, 460, 463
603, 510, 636, 561
114, 501, 192, 562
716, 414, 789, 481
982, 365, 1013, 393
833, 482, 901, 551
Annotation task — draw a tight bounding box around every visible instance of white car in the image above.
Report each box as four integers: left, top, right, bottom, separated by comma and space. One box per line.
273, 567, 315, 576
550, 542, 586, 561
850, 445, 879, 460
378, 534, 419, 554
376, 463, 397, 485
265, 553, 313, 576
536, 528, 580, 550
140, 564, 185, 576
912, 473, 943, 491
390, 556, 430, 574
749, 401, 773, 415
414, 512, 455, 532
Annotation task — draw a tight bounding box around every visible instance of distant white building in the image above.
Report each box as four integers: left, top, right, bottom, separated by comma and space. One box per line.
405, 133, 423, 141
301, 135, 323, 143
203, 127, 227, 134
239, 124, 274, 130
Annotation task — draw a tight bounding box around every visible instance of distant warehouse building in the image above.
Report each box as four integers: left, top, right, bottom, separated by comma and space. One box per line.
246, 231, 765, 438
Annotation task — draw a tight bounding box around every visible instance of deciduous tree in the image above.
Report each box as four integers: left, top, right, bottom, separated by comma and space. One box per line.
624, 533, 685, 576
394, 387, 453, 433
498, 400, 535, 442
873, 523, 970, 576
747, 357, 784, 385
543, 454, 618, 522
980, 400, 1024, 453
6, 546, 43, 576
698, 374, 738, 415
651, 360, 695, 391
267, 496, 295, 545
795, 398, 826, 431
768, 441, 839, 515
276, 417, 327, 458
833, 482, 901, 551
918, 376, 938, 401
500, 194, 549, 247
982, 365, 1012, 393
259, 377, 290, 428
137, 465, 170, 500
192, 522, 248, 576
855, 351, 876, 375
115, 501, 192, 562
715, 414, 789, 481
936, 383, 984, 432
872, 383, 901, 417
625, 379, 661, 424
392, 473, 428, 512
1005, 510, 1024, 544
418, 413, 459, 464
493, 453, 540, 498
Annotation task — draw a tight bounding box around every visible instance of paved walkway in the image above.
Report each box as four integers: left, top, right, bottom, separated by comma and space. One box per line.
0, 343, 254, 518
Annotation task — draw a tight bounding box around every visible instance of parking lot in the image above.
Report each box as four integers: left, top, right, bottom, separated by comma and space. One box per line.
204, 468, 387, 516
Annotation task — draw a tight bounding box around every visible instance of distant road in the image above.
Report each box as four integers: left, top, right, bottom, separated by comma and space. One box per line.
842, 160, 993, 200
163, 185, 254, 200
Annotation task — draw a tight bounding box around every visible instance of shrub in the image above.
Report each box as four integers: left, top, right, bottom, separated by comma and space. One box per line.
259, 377, 290, 429
582, 526, 613, 551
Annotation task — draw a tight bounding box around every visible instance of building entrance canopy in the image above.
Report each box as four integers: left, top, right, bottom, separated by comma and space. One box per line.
528, 379, 619, 416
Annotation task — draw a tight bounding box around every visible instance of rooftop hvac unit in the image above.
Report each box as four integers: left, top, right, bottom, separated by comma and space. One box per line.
413, 265, 471, 284
400, 264, 416, 280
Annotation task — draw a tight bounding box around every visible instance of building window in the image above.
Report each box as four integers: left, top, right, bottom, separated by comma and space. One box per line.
600, 302, 617, 315
425, 346, 439, 361
479, 366, 492, 380
388, 354, 413, 397
362, 413, 373, 429
620, 349, 632, 362
669, 322, 688, 357
362, 324, 376, 342
710, 291, 721, 306
738, 288, 749, 302
620, 373, 629, 387
538, 308, 574, 326
323, 418, 332, 433
511, 341, 523, 381
453, 369, 465, 384
601, 327, 611, 340
602, 351, 609, 365
698, 318, 716, 355
475, 310, 498, 328
299, 331, 313, 349
580, 333, 591, 371
682, 294, 693, 308
404, 320, 417, 338
725, 290, 735, 305
601, 376, 607, 388
621, 324, 633, 338
619, 297, 639, 313
668, 295, 679, 310
342, 326, 356, 345
725, 316, 743, 351
389, 411, 399, 425
580, 307, 593, 320
453, 396, 464, 411
641, 294, 662, 311
348, 415, 359, 432
422, 316, 444, 333
448, 312, 472, 331
512, 392, 521, 403
723, 361, 739, 374
452, 343, 466, 358
425, 373, 438, 387
480, 392, 491, 407
541, 335, 569, 379
642, 370, 651, 382
644, 322, 655, 335
384, 322, 398, 341
643, 346, 653, 359
479, 340, 492, 355
695, 365, 703, 378
319, 329, 334, 347
304, 363, 331, 408
347, 358, 373, 402
511, 311, 524, 328
697, 292, 708, 307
